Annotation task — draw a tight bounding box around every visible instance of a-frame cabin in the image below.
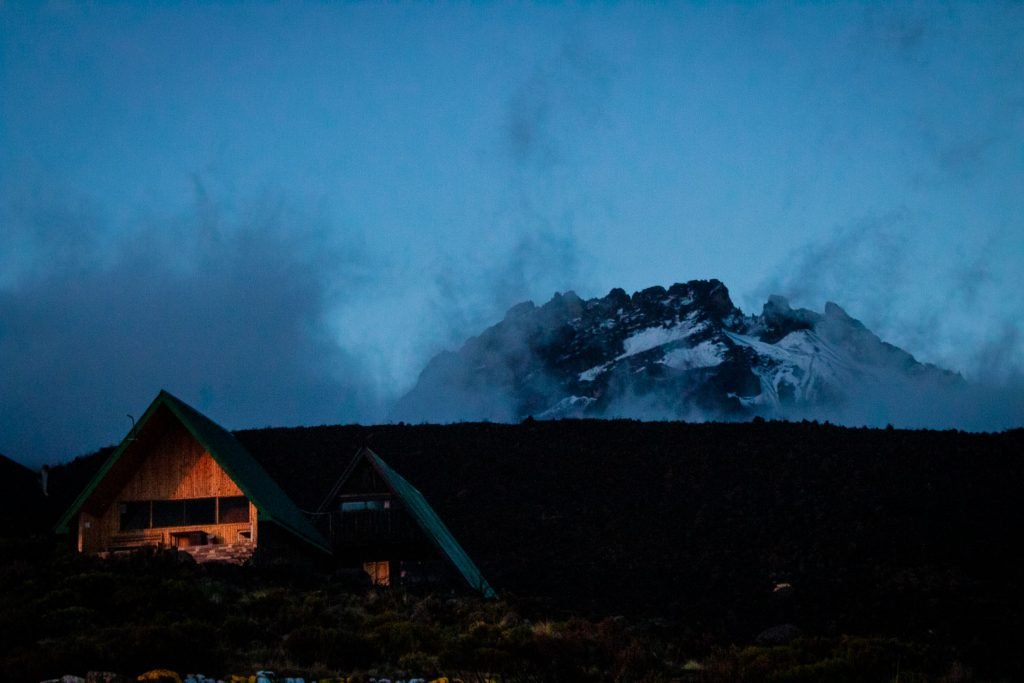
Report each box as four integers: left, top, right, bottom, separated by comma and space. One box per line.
317, 448, 496, 598
55, 391, 329, 562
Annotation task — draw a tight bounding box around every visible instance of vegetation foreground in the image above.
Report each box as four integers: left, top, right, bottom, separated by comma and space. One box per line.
6, 419, 1023, 681
0, 538, 1009, 683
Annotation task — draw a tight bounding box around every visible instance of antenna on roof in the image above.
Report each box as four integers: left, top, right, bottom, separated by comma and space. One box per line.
127, 414, 138, 441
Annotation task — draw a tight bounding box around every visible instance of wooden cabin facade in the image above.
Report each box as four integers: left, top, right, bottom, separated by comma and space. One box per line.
56, 391, 331, 564
319, 453, 422, 586
77, 421, 257, 554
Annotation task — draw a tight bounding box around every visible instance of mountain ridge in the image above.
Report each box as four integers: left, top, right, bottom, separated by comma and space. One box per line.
392, 279, 963, 426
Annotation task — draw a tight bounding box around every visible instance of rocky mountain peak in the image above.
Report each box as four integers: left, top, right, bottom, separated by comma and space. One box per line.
392, 279, 963, 427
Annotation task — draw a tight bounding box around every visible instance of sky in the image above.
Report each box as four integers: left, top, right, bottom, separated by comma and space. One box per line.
1, 2, 1022, 467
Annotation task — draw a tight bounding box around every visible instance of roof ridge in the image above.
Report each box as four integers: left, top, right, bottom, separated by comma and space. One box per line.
315, 446, 366, 514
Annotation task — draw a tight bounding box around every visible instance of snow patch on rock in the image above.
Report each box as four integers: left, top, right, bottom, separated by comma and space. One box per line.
579, 363, 610, 382
661, 341, 726, 370
618, 313, 705, 360
725, 329, 859, 406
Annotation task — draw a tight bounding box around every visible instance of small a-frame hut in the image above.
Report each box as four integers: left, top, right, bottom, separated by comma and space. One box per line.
317, 447, 496, 598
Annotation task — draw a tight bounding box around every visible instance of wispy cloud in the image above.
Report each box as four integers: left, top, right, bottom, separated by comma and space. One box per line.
0, 178, 380, 466
757, 210, 1023, 430
756, 211, 912, 330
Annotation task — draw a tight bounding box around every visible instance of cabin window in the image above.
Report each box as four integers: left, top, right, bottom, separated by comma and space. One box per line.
184, 497, 216, 525
119, 501, 150, 530
340, 499, 391, 512
218, 496, 250, 523
152, 499, 186, 527
152, 498, 216, 527
118, 496, 249, 530
363, 560, 390, 586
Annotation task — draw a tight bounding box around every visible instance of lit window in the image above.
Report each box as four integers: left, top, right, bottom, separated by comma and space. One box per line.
340, 498, 390, 512
363, 560, 390, 586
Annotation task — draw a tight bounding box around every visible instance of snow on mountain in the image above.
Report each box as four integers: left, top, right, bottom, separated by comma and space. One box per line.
660, 340, 727, 371
617, 311, 707, 360
391, 279, 964, 427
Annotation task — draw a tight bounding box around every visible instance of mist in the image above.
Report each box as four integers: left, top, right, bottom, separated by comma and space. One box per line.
0, 180, 371, 464
2, 3, 1022, 466
754, 212, 1024, 432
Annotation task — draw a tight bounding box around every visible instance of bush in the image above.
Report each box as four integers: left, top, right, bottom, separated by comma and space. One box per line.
397, 650, 442, 677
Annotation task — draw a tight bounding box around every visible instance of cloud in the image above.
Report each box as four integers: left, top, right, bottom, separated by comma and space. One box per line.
399, 31, 610, 371
493, 32, 610, 301
502, 33, 611, 169
383, 38, 614, 421
860, 4, 933, 57
755, 211, 912, 331
0, 178, 381, 467
757, 211, 1024, 431
0, 27, 621, 469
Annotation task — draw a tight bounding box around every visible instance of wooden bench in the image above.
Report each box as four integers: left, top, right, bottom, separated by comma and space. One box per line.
108, 530, 164, 551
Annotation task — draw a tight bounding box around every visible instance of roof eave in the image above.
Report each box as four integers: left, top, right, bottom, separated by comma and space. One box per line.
54, 391, 172, 533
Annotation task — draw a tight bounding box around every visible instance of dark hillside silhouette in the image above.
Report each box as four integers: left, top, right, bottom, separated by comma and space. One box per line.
39, 420, 1024, 675
0, 452, 46, 536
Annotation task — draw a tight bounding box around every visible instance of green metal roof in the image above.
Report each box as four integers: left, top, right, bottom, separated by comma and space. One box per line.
360, 448, 497, 598
55, 390, 330, 555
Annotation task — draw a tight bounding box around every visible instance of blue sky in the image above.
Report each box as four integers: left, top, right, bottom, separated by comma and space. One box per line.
2, 2, 1022, 465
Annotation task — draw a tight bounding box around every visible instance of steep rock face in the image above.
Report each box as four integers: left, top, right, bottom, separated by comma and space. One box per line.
392, 280, 962, 425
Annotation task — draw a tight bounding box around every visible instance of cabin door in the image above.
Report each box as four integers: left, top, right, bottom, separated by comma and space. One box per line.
78, 512, 103, 553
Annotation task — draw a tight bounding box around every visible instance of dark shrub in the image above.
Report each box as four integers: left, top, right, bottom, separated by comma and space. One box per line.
284, 624, 329, 665
324, 628, 380, 670
220, 614, 270, 651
